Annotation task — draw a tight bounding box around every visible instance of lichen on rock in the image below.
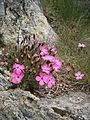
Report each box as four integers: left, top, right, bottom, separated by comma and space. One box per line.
0, 0, 57, 45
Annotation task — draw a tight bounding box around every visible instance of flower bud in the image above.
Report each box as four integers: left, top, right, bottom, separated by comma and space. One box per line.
15, 58, 19, 63
29, 69, 32, 73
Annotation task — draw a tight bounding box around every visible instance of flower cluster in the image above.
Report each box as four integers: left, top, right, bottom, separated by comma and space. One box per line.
7, 36, 62, 89
35, 44, 62, 88
11, 63, 25, 84
4, 34, 86, 91
0, 32, 87, 94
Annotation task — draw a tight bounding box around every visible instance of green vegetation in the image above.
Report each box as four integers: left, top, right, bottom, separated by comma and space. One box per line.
40, 0, 90, 83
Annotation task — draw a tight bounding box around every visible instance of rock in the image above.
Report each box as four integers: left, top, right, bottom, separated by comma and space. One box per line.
38, 92, 90, 120
0, 88, 63, 120
0, 89, 90, 120
0, 73, 11, 91
0, 0, 57, 45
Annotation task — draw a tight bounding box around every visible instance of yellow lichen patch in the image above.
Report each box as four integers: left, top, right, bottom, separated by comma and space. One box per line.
39, 15, 46, 21
31, 29, 36, 34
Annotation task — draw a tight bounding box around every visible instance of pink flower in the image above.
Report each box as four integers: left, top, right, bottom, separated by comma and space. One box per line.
35, 72, 45, 86
13, 68, 22, 75
42, 56, 62, 72
75, 71, 84, 80
41, 64, 51, 74
42, 74, 56, 88
52, 59, 62, 72
36, 72, 56, 88
45, 74, 56, 88
48, 80, 55, 88
13, 63, 25, 75
43, 75, 50, 84
39, 44, 46, 51
13, 63, 25, 70
65, 66, 72, 72
39, 44, 48, 56
78, 43, 86, 48
42, 55, 56, 62
40, 51, 48, 56
48, 45, 57, 52
11, 72, 24, 84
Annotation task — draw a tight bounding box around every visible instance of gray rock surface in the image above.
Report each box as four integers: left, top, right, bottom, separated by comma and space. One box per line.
0, 88, 90, 120
0, 73, 11, 91
0, 0, 57, 45
38, 92, 90, 120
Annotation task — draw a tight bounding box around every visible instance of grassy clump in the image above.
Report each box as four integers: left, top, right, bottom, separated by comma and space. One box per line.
40, 0, 90, 83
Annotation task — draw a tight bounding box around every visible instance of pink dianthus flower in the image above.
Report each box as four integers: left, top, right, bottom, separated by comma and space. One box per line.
35, 72, 45, 86
42, 55, 56, 62
13, 63, 25, 75
11, 72, 24, 84
78, 43, 86, 48
39, 44, 48, 56
52, 59, 62, 72
41, 64, 51, 74
45, 74, 56, 88
75, 71, 84, 80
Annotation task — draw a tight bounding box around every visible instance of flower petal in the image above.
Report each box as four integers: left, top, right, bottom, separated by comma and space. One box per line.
35, 76, 41, 81
39, 80, 45, 86
47, 81, 53, 88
